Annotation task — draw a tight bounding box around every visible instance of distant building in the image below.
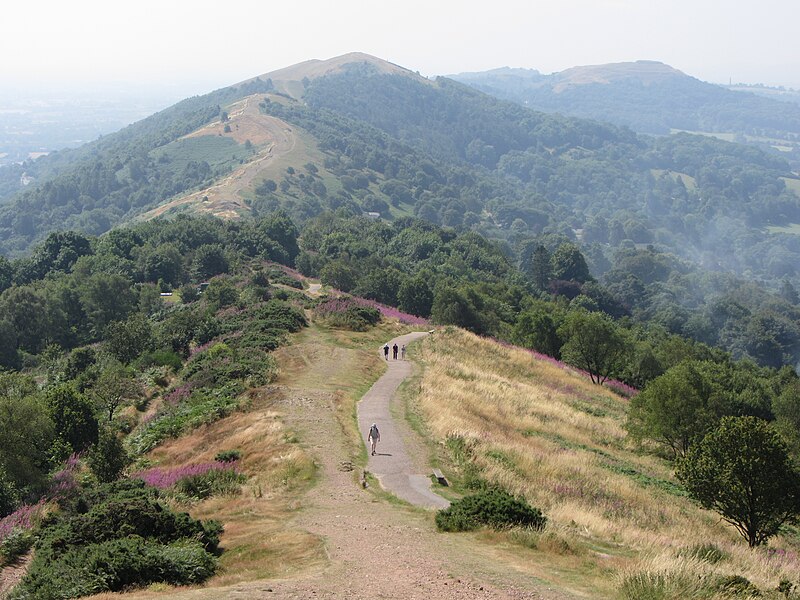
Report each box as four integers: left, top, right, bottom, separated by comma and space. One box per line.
363, 211, 381, 219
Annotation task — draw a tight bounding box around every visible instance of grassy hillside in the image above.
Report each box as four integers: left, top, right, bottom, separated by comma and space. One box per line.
411, 328, 800, 597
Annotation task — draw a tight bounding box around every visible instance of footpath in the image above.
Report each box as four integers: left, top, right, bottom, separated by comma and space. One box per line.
358, 332, 449, 509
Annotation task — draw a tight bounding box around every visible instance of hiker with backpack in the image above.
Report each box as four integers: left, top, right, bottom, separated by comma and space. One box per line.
368, 423, 381, 456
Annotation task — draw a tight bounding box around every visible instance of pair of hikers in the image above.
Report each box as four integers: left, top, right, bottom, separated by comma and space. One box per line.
382, 343, 406, 360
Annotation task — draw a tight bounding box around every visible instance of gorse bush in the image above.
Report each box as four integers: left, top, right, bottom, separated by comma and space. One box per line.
136, 349, 183, 372
12, 479, 221, 599
183, 343, 277, 388
126, 384, 242, 454
11, 537, 216, 600
0, 527, 34, 566
214, 449, 242, 463
268, 267, 304, 289
435, 488, 546, 532
713, 575, 760, 597
127, 299, 306, 455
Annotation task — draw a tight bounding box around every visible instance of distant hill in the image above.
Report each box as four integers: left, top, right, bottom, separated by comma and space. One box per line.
2, 53, 800, 295
451, 61, 800, 162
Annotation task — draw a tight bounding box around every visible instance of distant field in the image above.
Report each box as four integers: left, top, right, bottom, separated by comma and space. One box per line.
670, 128, 736, 142
650, 168, 697, 191
767, 223, 800, 235
782, 177, 800, 195
151, 135, 252, 173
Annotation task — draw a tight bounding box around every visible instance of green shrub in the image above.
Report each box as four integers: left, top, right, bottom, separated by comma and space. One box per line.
12, 480, 221, 599
126, 384, 242, 454
183, 344, 277, 388
178, 283, 199, 303
136, 349, 183, 372
714, 575, 761, 597
87, 428, 130, 483
326, 306, 381, 331
314, 296, 382, 331
214, 450, 242, 463
0, 466, 19, 517
12, 537, 216, 599
435, 488, 546, 532
268, 269, 304, 289
0, 528, 34, 566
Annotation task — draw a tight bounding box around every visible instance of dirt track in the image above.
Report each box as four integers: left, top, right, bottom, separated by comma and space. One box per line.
37, 329, 578, 600
142, 95, 296, 220
129, 334, 574, 600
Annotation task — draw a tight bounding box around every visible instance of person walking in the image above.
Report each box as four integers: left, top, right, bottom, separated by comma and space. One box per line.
383, 344, 389, 360
400, 344, 406, 360
392, 343, 399, 360
368, 422, 381, 456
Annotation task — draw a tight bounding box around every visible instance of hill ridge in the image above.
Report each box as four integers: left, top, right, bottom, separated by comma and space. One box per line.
242, 51, 426, 89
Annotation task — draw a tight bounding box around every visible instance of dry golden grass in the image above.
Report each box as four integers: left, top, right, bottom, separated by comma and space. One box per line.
413, 327, 800, 595
141, 384, 322, 587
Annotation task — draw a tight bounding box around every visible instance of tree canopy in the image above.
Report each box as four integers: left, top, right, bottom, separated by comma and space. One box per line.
676, 416, 800, 547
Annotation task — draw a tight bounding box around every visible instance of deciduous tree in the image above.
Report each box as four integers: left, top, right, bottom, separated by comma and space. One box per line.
557, 310, 626, 384
676, 416, 800, 547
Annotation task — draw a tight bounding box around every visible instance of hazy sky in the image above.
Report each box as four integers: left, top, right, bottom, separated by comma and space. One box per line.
3, 0, 800, 96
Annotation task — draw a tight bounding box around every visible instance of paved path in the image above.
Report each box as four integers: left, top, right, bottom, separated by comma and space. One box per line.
357, 332, 450, 509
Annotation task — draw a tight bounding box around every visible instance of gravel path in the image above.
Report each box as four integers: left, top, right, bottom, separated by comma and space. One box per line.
358, 332, 449, 509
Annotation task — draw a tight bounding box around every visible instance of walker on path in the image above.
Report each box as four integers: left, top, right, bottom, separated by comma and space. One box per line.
358, 332, 449, 509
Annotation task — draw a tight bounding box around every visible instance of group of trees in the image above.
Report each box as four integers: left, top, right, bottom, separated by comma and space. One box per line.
0, 210, 302, 517
0, 211, 299, 368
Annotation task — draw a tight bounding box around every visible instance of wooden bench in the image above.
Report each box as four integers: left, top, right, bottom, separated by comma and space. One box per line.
432, 468, 449, 486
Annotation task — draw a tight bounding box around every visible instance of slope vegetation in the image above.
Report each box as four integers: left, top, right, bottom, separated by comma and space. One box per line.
411, 328, 800, 597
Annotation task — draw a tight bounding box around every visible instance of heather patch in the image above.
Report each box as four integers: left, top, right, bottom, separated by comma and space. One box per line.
314, 296, 382, 331
134, 460, 245, 500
